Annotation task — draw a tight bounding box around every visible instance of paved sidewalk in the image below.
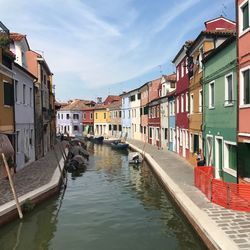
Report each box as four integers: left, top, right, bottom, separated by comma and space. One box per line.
128, 139, 250, 249
0, 141, 67, 206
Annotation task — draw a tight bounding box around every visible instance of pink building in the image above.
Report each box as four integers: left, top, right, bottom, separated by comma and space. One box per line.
237, 0, 250, 182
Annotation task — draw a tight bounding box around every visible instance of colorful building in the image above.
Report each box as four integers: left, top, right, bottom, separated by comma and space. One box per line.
237, 0, 250, 183
121, 92, 132, 139
130, 89, 141, 140
203, 36, 237, 183
109, 99, 122, 137
187, 16, 235, 165
26, 50, 53, 158
82, 102, 96, 135
172, 42, 191, 159
10, 33, 37, 170
168, 91, 176, 152
0, 24, 15, 149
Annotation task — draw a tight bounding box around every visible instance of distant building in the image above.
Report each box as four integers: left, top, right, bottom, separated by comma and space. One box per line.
82, 101, 96, 135
168, 91, 176, 152
57, 99, 93, 137
108, 98, 122, 137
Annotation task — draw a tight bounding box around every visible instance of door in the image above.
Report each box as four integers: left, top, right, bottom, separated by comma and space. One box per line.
215, 138, 223, 179
183, 130, 186, 158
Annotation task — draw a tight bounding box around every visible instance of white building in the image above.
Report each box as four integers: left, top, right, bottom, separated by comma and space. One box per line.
130, 88, 141, 140
10, 33, 36, 170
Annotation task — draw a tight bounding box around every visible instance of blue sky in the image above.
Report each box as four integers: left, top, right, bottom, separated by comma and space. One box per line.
0, 0, 235, 102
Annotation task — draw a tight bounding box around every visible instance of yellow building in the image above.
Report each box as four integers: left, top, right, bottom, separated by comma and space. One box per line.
94, 105, 110, 136
0, 34, 15, 146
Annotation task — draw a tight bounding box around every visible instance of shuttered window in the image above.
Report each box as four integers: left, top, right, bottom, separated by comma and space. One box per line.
243, 69, 250, 104
242, 2, 249, 31
4, 82, 14, 106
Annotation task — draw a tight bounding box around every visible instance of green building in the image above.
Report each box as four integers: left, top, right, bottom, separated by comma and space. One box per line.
203, 36, 237, 183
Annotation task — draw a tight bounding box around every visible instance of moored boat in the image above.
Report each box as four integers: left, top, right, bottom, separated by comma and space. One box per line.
90, 136, 104, 144
111, 142, 129, 150
103, 138, 121, 144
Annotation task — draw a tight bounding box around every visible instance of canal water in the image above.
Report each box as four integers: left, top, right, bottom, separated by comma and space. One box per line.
0, 144, 206, 250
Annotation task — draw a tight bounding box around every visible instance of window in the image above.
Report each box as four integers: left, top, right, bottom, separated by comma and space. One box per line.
83, 112, 86, 119
186, 92, 189, 112
22, 84, 26, 104
137, 93, 141, 100
190, 94, 194, 114
176, 97, 179, 113
241, 1, 249, 31
199, 90, 202, 112
225, 73, 233, 106
95, 113, 98, 119
128, 110, 131, 118
241, 68, 250, 105
181, 62, 184, 78
30, 88, 32, 106
186, 57, 188, 74
15, 80, 18, 103
170, 82, 175, 88
170, 128, 173, 142
149, 128, 152, 138
90, 112, 93, 119
209, 82, 215, 108
30, 129, 33, 146
16, 131, 20, 152
61, 114, 63, 119
180, 129, 183, 146
73, 114, 79, 120
164, 128, 168, 140
66, 114, 70, 119
224, 142, 237, 172
181, 94, 184, 113
130, 95, 135, 102
177, 66, 179, 81
73, 125, 79, 131
173, 100, 175, 115
4, 82, 14, 106
58, 113, 60, 119
104, 113, 106, 119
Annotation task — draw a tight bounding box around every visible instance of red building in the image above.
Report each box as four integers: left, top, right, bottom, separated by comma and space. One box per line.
82, 101, 96, 134
172, 41, 192, 159
237, 0, 250, 182
148, 97, 161, 147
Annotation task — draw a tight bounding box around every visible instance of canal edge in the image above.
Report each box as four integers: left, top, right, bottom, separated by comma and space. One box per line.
0, 146, 68, 226
129, 143, 238, 250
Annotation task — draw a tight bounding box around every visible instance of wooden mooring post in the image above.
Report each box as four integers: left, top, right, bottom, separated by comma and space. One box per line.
2, 153, 23, 219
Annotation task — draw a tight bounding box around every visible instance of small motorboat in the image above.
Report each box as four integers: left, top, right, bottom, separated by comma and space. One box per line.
128, 152, 143, 164
90, 136, 104, 144
103, 138, 121, 144
66, 155, 87, 172
111, 141, 129, 150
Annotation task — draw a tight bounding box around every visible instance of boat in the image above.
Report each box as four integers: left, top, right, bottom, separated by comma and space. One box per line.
128, 152, 143, 164
103, 138, 121, 144
111, 141, 129, 150
90, 135, 104, 144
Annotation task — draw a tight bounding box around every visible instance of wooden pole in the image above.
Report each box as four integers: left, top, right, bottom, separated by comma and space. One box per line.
2, 153, 23, 219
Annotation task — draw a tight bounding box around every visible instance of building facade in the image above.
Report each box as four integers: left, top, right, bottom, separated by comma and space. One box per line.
168, 92, 176, 152
187, 16, 235, 165
130, 89, 141, 140
237, 0, 250, 183
109, 100, 122, 137
121, 92, 131, 139
203, 36, 237, 183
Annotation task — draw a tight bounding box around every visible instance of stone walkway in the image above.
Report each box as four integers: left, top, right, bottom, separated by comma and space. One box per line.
128, 139, 250, 249
0, 141, 67, 206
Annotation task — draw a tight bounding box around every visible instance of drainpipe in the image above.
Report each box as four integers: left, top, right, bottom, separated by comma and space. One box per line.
236, 0, 240, 184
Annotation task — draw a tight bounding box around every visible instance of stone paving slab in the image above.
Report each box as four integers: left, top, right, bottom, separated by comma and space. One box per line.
128, 139, 250, 249
0, 141, 67, 206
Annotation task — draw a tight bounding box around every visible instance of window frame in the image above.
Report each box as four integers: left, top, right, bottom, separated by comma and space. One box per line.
209, 81, 215, 109
224, 72, 234, 107
223, 140, 237, 177
240, 66, 250, 107
239, 0, 250, 36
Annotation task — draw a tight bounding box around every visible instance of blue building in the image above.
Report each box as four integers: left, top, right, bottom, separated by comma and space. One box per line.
121, 92, 132, 139
168, 91, 176, 152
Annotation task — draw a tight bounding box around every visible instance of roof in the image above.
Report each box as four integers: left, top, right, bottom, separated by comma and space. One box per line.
188, 29, 236, 55
108, 99, 122, 109
14, 62, 37, 80
10, 32, 30, 50
203, 35, 236, 64
60, 99, 94, 111
163, 73, 176, 82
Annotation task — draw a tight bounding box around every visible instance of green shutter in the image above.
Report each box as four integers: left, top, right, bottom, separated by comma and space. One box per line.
244, 69, 250, 104
229, 145, 237, 171
242, 3, 249, 31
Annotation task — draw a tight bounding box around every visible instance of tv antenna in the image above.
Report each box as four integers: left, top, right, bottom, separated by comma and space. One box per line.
221, 2, 228, 17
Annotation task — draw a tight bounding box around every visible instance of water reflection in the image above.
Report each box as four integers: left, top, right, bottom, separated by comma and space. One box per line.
0, 144, 206, 250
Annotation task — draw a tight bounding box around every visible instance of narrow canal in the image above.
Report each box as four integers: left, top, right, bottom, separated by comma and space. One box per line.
0, 144, 206, 250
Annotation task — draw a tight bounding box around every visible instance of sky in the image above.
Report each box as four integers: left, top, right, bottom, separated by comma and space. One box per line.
0, 0, 235, 102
